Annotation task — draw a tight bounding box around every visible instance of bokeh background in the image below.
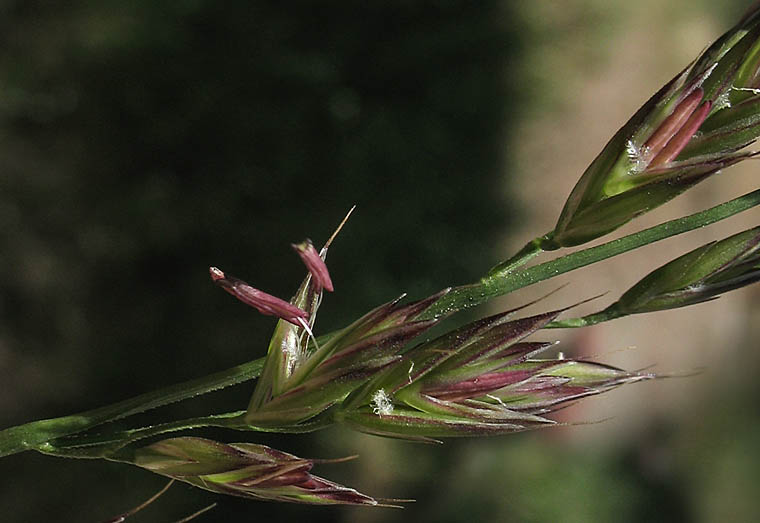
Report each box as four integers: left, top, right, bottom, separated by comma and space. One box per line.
2, 1, 760, 521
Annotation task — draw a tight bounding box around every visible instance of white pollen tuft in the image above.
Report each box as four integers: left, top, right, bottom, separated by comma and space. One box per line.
626, 140, 649, 173
371, 389, 394, 416
714, 89, 733, 111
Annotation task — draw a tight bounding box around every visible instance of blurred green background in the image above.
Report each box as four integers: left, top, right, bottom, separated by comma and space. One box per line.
2, 1, 759, 522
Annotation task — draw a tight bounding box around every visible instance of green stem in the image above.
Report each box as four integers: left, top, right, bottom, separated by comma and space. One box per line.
39, 410, 332, 459
546, 308, 624, 328
38, 412, 246, 458
0, 358, 264, 457
419, 187, 760, 320
486, 235, 548, 277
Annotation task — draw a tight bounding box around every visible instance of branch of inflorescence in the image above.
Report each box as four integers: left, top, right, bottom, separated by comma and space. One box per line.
418, 187, 760, 320
2, 186, 760, 459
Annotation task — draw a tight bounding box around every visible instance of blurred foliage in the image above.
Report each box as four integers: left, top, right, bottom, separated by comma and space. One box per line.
1, 1, 760, 522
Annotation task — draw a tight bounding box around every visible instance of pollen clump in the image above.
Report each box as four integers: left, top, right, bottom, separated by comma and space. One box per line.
371, 389, 394, 416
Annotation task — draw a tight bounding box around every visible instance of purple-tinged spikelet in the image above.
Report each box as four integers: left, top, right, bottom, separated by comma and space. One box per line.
128, 437, 379, 506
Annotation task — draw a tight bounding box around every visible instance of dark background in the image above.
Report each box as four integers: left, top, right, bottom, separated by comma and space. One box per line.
1, 1, 758, 522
